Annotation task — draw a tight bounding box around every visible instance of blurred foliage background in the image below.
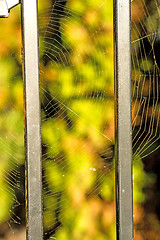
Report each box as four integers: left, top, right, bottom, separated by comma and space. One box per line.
0, 0, 160, 239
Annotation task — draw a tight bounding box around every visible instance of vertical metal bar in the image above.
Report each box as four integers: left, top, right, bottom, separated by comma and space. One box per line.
21, 0, 43, 239
114, 0, 133, 239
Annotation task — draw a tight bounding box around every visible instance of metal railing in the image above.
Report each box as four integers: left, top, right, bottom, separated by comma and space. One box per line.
114, 0, 133, 239
21, 1, 43, 239
0, 0, 133, 239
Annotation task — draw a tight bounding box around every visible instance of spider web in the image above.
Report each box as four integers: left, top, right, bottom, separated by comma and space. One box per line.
39, 0, 160, 238
39, 0, 115, 239
131, 0, 160, 161
0, 5, 25, 239
0, 0, 160, 239
131, 0, 160, 237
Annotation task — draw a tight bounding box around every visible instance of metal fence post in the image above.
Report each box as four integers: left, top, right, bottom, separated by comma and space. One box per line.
21, 0, 43, 239
114, 0, 133, 239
